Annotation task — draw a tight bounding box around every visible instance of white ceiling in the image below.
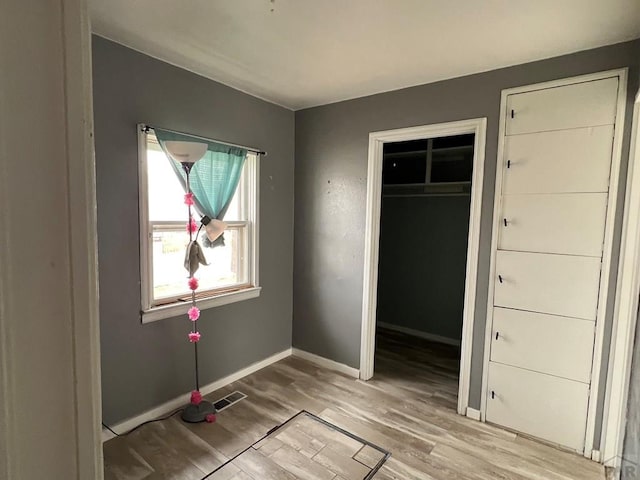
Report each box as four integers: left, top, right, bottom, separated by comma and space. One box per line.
90, 0, 640, 110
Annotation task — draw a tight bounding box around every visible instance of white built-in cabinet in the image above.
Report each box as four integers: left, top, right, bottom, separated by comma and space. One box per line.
484, 72, 626, 453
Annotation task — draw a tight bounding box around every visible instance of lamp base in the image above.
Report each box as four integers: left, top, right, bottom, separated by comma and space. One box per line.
181, 401, 217, 423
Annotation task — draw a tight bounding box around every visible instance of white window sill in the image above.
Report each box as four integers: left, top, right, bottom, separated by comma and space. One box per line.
141, 286, 261, 324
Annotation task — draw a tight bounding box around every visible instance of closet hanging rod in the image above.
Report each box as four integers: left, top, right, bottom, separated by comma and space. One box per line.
140, 123, 266, 156
384, 193, 471, 198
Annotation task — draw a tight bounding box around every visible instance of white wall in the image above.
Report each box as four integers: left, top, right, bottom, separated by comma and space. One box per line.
0, 1, 102, 479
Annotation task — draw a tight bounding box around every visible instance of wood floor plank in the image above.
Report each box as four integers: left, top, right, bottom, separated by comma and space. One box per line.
205, 462, 241, 480
312, 445, 370, 479
275, 422, 326, 458
375, 457, 440, 480
429, 443, 535, 480
115, 422, 206, 480
235, 376, 327, 416
103, 442, 154, 480
233, 381, 299, 423
231, 447, 298, 480
185, 418, 257, 458
103, 329, 605, 480
227, 472, 254, 480
253, 436, 284, 456
295, 414, 363, 455
318, 408, 450, 477
269, 444, 337, 480
354, 444, 386, 469
161, 417, 228, 473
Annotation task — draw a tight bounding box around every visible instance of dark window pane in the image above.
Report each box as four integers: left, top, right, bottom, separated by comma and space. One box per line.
383, 152, 427, 184
430, 147, 473, 183
382, 134, 474, 185
432, 134, 474, 150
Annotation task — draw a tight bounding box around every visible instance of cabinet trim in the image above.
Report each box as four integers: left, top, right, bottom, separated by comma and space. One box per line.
601, 88, 640, 473
480, 68, 628, 459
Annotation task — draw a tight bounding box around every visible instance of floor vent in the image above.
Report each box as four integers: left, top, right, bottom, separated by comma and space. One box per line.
214, 391, 247, 412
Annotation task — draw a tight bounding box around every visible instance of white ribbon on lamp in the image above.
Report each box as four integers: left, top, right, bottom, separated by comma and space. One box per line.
204, 218, 227, 242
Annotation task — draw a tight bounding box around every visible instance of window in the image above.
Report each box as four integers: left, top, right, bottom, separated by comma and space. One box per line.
139, 126, 260, 322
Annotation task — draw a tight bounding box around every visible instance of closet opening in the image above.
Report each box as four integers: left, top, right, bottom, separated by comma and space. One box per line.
360, 119, 487, 418
375, 134, 473, 410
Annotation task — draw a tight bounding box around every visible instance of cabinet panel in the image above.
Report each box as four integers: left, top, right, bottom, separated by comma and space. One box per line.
498, 193, 608, 257
490, 307, 595, 383
502, 126, 614, 194
506, 77, 618, 135
486, 362, 589, 451
494, 251, 601, 320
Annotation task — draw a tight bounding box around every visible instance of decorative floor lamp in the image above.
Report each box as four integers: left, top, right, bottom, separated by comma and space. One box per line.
163, 140, 225, 424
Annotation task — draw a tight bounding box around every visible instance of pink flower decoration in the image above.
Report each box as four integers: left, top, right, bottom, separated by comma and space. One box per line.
187, 218, 198, 233
190, 390, 202, 405
188, 277, 199, 291
205, 413, 216, 423
188, 331, 201, 343
188, 306, 200, 321
184, 192, 195, 206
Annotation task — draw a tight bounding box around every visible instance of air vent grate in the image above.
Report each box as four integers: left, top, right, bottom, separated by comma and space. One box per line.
213, 391, 247, 412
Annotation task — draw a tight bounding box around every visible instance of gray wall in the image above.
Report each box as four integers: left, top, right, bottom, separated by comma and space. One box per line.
377, 195, 470, 341
93, 36, 295, 424
293, 39, 640, 422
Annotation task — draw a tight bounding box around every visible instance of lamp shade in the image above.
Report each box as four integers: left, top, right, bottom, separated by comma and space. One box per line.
164, 141, 208, 164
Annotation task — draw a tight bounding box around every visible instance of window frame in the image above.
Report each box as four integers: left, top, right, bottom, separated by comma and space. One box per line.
138, 124, 260, 323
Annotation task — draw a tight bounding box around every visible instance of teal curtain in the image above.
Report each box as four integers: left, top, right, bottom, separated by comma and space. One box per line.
154, 128, 247, 247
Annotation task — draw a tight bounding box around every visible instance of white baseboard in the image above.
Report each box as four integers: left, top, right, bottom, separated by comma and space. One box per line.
378, 322, 461, 347
102, 347, 292, 442
291, 348, 360, 378
590, 450, 602, 463
466, 407, 481, 421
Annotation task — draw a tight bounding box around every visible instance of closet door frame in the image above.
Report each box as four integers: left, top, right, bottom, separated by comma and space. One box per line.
480, 68, 628, 459
360, 118, 487, 420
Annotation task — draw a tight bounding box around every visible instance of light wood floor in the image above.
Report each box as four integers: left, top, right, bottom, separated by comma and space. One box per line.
207, 411, 388, 479
103, 328, 605, 479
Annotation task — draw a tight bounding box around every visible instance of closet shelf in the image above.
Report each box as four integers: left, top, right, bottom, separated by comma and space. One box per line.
383, 181, 471, 197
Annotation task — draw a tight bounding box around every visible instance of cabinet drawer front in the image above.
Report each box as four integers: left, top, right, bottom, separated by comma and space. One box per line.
498, 193, 608, 257
502, 126, 614, 194
490, 308, 595, 382
494, 251, 601, 320
486, 362, 589, 451
506, 77, 618, 135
